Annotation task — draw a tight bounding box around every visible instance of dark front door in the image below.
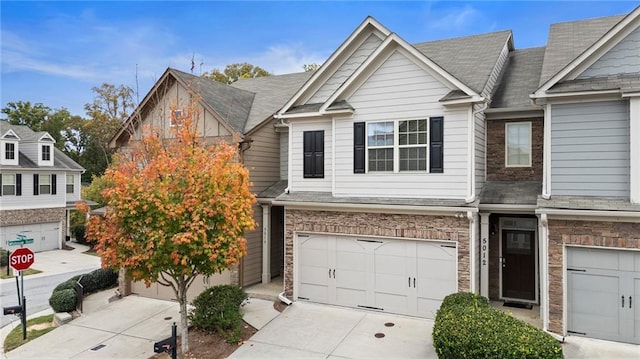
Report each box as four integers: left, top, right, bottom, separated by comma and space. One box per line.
270, 206, 284, 278
501, 229, 536, 301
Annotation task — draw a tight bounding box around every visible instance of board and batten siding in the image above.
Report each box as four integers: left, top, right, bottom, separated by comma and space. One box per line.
551, 100, 630, 197
308, 34, 384, 104
290, 120, 333, 192
578, 26, 640, 79
333, 50, 469, 198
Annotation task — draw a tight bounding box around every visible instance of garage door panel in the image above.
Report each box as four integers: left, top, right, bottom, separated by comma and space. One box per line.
336, 288, 366, 306
569, 247, 620, 271
299, 283, 329, 302
336, 251, 365, 272
374, 254, 408, 275
375, 291, 408, 312
417, 298, 444, 318
418, 258, 456, 280
375, 241, 408, 256
416, 243, 456, 260
417, 278, 456, 300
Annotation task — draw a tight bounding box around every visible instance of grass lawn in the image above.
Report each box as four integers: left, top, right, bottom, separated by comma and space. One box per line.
3, 314, 55, 352
0, 267, 42, 280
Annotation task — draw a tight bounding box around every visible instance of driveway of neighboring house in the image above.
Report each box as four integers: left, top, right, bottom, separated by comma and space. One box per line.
230, 301, 437, 359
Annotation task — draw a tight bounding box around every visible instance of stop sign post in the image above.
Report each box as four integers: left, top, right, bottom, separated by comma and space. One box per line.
10, 247, 35, 271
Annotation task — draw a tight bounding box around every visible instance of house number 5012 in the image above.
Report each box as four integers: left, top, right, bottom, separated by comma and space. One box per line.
481, 237, 488, 266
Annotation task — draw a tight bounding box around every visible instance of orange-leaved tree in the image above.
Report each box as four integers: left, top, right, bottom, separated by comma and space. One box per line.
78, 111, 256, 353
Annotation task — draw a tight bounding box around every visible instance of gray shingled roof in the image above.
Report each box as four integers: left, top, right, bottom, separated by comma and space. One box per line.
0, 122, 84, 171
539, 15, 624, 87
258, 180, 288, 198
276, 191, 474, 208
548, 73, 640, 93
491, 47, 545, 108
480, 181, 542, 205
538, 196, 640, 212
413, 30, 513, 94
230, 72, 311, 132
170, 68, 255, 133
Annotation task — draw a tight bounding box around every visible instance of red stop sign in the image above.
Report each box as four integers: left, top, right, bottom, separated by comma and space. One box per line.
10, 247, 35, 271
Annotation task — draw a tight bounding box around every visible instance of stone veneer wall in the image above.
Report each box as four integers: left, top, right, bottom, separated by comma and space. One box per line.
547, 219, 640, 333
486, 118, 543, 181
283, 209, 470, 298
0, 208, 66, 248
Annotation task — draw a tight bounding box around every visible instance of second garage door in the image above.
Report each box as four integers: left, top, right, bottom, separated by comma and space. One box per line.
1, 222, 61, 253
296, 233, 457, 318
567, 247, 640, 344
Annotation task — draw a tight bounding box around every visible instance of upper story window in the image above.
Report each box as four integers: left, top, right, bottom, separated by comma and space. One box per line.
360, 118, 443, 173
0, 174, 21, 196
33, 174, 56, 196
303, 130, 324, 178
5, 143, 15, 160
66, 174, 74, 194
505, 122, 532, 167
171, 109, 183, 127
42, 145, 51, 161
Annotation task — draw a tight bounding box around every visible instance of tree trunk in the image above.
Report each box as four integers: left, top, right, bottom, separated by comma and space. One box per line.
178, 278, 189, 354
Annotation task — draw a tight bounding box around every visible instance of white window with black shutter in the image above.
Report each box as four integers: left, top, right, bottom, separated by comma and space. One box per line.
353, 117, 443, 173
0, 174, 21, 196
303, 130, 324, 178
33, 174, 56, 195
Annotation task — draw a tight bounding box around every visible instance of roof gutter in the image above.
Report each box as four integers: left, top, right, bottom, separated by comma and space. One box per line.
271, 200, 477, 216
535, 207, 640, 221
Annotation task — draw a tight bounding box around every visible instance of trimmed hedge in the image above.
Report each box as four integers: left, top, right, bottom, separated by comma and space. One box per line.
188, 285, 248, 344
0, 248, 8, 267
48, 268, 118, 313
70, 225, 87, 244
49, 288, 77, 313
433, 292, 563, 359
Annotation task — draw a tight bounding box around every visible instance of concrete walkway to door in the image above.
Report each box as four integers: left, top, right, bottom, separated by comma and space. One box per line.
230, 301, 437, 358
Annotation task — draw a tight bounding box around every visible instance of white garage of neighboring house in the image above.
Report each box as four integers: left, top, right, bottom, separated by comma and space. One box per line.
566, 247, 640, 345
296, 233, 457, 319
1, 222, 62, 253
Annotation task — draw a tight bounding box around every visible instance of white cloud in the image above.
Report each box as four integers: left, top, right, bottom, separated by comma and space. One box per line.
427, 4, 480, 30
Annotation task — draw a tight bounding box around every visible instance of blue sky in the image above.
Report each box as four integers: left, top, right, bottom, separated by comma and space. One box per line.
1, 1, 638, 117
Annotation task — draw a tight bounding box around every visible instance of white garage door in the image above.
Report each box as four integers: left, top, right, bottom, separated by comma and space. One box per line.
567, 247, 640, 344
1, 222, 61, 253
296, 233, 457, 318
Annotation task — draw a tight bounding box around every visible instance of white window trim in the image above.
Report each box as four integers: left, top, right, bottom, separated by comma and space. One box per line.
505, 121, 532, 168
1, 174, 16, 196
365, 118, 430, 173
5, 142, 15, 160
66, 174, 74, 194
40, 174, 52, 195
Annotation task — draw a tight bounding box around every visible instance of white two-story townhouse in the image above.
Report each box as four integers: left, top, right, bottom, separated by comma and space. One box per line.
0, 122, 85, 253
272, 17, 512, 319
530, 7, 640, 345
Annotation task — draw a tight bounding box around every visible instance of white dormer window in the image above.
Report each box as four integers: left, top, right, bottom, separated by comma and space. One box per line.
42, 145, 51, 161
5, 143, 15, 160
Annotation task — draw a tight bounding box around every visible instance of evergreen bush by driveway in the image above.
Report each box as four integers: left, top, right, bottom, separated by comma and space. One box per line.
432, 292, 563, 359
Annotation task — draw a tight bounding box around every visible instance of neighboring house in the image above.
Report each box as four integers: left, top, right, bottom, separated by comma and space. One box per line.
110, 6, 640, 346
109, 68, 310, 300
0, 122, 84, 253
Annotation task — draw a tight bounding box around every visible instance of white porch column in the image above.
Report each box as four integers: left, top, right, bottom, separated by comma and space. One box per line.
630, 96, 640, 204
479, 212, 490, 298
538, 213, 549, 332
261, 204, 271, 284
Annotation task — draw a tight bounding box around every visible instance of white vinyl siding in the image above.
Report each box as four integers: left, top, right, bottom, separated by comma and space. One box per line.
551, 100, 630, 197
308, 34, 384, 104
290, 120, 332, 192
334, 51, 469, 198
578, 26, 640, 79
0, 171, 67, 210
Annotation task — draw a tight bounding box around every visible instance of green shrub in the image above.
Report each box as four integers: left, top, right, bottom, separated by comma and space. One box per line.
91, 268, 118, 290
188, 285, 247, 344
49, 288, 77, 313
71, 225, 86, 244
53, 279, 77, 292
433, 292, 563, 359
0, 248, 8, 267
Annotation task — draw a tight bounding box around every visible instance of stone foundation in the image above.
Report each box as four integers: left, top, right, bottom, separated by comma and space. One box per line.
283, 209, 470, 298
547, 219, 640, 333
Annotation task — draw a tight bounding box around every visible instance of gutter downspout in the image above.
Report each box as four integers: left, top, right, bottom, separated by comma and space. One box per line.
278, 291, 292, 306
276, 117, 292, 194
466, 99, 488, 203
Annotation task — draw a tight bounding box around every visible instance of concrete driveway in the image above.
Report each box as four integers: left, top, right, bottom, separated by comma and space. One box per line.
230, 301, 437, 359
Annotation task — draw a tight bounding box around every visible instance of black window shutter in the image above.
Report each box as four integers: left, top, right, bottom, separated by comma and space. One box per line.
430, 117, 444, 173
353, 122, 365, 173
51, 174, 57, 195
314, 131, 324, 178
303, 132, 314, 178
33, 174, 39, 195
16, 174, 21, 196
0, 174, 2, 196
